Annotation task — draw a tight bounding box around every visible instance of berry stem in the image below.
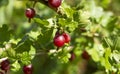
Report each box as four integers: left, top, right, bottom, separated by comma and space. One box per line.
33, 0, 61, 14
28, 18, 31, 23
57, 47, 59, 51
33, 1, 37, 8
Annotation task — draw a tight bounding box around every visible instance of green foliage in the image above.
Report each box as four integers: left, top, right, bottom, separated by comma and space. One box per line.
0, 0, 120, 74
0, 25, 11, 45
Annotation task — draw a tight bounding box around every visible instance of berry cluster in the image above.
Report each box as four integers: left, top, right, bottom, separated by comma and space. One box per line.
25, 0, 62, 22
53, 31, 71, 47
0, 59, 33, 74
0, 0, 93, 74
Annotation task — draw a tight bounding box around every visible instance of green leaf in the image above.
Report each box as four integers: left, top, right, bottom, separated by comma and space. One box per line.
100, 57, 106, 67
6, 48, 16, 58
11, 61, 21, 72
100, 12, 113, 27
100, 48, 112, 71
58, 18, 72, 27
37, 28, 53, 48
67, 21, 78, 32
100, 0, 111, 8
57, 52, 70, 63
106, 17, 118, 32
19, 52, 31, 65
62, 4, 75, 18
105, 48, 111, 59
0, 25, 11, 44
79, 10, 90, 24
1, 48, 16, 59
28, 31, 40, 40
16, 37, 32, 53
89, 49, 100, 62
112, 50, 120, 63
115, 37, 120, 50
104, 48, 111, 70
34, 18, 49, 28
86, 0, 104, 22
29, 45, 36, 59
73, 11, 80, 22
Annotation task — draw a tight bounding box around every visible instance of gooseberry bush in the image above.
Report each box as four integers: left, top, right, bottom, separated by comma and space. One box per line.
0, 0, 120, 74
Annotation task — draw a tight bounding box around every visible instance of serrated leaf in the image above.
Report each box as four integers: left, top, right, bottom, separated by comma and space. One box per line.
58, 18, 72, 27
58, 53, 70, 63
6, 48, 16, 58
63, 7, 75, 18
67, 21, 78, 32
0, 48, 16, 59
11, 61, 21, 72
20, 52, 31, 65
79, 10, 90, 24
28, 31, 40, 40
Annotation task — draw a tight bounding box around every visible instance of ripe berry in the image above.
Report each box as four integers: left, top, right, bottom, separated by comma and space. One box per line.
82, 50, 90, 60
0, 59, 10, 72
48, 0, 62, 8
69, 52, 75, 61
23, 64, 33, 74
25, 8, 35, 18
54, 35, 65, 47
62, 33, 71, 43
25, 8, 35, 22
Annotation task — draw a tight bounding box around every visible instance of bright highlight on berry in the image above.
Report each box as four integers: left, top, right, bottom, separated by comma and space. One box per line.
25, 8, 35, 22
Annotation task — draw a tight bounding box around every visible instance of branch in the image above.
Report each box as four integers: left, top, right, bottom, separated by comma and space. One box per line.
31, 0, 58, 12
